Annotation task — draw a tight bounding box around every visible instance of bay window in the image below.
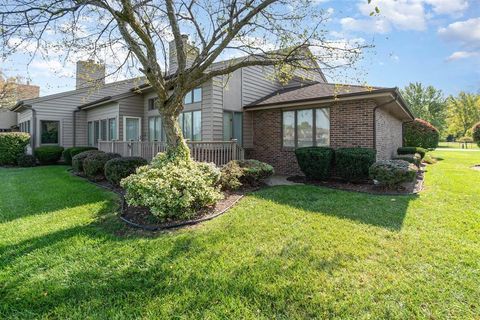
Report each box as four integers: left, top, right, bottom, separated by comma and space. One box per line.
282, 108, 330, 148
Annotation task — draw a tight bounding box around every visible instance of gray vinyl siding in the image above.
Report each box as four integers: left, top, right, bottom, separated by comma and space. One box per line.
203, 77, 223, 140
119, 95, 144, 141
17, 109, 32, 124
241, 65, 281, 107
28, 80, 138, 148
222, 69, 242, 112
75, 110, 87, 146
0, 110, 17, 129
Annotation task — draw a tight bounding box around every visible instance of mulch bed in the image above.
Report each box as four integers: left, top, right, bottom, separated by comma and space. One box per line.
69, 170, 245, 231
288, 165, 425, 195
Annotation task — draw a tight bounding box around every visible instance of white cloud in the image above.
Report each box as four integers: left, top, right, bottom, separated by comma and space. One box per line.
447, 51, 480, 61
424, 0, 468, 15
340, 17, 391, 34
438, 18, 480, 44
438, 18, 480, 61
340, 0, 470, 35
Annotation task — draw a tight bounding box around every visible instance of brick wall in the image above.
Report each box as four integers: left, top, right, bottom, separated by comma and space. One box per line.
246, 99, 378, 175
375, 107, 403, 160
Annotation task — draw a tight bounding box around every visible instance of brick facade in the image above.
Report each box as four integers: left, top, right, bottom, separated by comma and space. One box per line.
375, 107, 403, 160
246, 99, 379, 175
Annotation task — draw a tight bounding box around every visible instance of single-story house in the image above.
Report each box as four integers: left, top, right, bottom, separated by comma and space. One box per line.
12, 38, 413, 175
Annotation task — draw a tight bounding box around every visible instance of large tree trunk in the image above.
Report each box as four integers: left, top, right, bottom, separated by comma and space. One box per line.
160, 107, 191, 162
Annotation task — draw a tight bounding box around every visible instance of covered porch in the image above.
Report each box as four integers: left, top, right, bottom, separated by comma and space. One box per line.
97, 140, 245, 166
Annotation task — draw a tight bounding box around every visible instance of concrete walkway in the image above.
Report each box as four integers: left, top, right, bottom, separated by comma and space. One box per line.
265, 175, 304, 186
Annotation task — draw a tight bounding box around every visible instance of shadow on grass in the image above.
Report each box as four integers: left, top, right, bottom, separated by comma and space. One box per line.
250, 185, 417, 231
0, 166, 117, 224
0, 215, 354, 318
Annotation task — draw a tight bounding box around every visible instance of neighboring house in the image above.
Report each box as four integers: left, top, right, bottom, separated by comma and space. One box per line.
12, 38, 413, 175
0, 80, 40, 132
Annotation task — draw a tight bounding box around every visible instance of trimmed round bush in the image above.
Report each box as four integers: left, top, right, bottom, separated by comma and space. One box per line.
403, 119, 439, 149
35, 146, 64, 165
220, 161, 243, 191
393, 153, 421, 166
17, 154, 36, 167
72, 150, 104, 173
104, 156, 148, 185
63, 146, 98, 165
83, 152, 121, 181
397, 147, 427, 159
121, 155, 223, 221
473, 122, 480, 147
335, 147, 376, 182
237, 159, 274, 185
0, 132, 31, 165
369, 160, 418, 188
295, 147, 334, 180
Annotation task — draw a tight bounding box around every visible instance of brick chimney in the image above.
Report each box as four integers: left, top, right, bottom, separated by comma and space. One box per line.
168, 35, 199, 75
76, 60, 106, 89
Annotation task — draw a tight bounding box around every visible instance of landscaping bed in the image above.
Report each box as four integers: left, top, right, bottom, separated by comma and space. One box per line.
70, 170, 247, 231
288, 164, 425, 195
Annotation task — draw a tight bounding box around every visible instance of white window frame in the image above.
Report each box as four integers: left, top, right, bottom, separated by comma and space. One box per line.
123, 116, 142, 141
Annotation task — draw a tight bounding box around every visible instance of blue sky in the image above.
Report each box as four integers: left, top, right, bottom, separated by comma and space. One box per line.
2, 0, 479, 97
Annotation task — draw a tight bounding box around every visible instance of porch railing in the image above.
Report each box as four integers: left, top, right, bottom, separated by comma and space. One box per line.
97, 140, 245, 166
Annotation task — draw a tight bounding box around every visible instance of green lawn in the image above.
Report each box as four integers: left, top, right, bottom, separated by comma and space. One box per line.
438, 141, 479, 149
1, 152, 479, 319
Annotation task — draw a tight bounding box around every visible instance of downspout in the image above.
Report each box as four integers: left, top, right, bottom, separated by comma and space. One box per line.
372, 93, 398, 155
73, 108, 81, 147
23, 104, 36, 151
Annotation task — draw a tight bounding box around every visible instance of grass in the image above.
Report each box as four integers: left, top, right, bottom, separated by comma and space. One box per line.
438, 141, 479, 149
1, 153, 479, 319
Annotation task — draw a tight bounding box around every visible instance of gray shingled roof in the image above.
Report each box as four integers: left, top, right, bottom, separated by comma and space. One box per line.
246, 82, 392, 108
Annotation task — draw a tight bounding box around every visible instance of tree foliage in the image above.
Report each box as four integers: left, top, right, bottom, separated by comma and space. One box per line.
0, 70, 20, 109
403, 119, 439, 149
446, 92, 480, 138
401, 82, 447, 134
0, 0, 369, 159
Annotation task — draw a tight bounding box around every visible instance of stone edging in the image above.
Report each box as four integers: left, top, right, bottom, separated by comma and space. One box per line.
67, 168, 243, 231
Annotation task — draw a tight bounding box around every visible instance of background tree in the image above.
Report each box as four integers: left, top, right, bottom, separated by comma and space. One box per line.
0, 70, 19, 109
446, 92, 480, 138
401, 82, 447, 134
0, 0, 369, 160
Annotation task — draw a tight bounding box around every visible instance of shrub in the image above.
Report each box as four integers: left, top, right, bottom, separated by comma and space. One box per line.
457, 136, 473, 143
335, 147, 376, 182
83, 152, 121, 181
295, 147, 334, 180
369, 160, 417, 188
219, 160, 243, 191
393, 153, 421, 166
473, 122, 480, 147
220, 159, 274, 191
16, 154, 36, 167
34, 146, 64, 165
72, 150, 104, 173
63, 146, 97, 165
121, 155, 223, 221
423, 153, 437, 164
403, 119, 439, 149
0, 132, 30, 165
397, 147, 427, 159
104, 156, 148, 185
